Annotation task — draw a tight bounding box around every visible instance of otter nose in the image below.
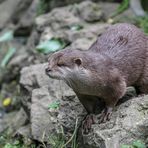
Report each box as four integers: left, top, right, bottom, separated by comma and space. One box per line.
45, 67, 52, 73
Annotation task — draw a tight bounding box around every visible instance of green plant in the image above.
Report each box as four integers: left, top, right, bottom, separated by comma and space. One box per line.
48, 101, 60, 109
111, 0, 129, 17
47, 118, 79, 148
37, 0, 49, 15
121, 140, 146, 148
137, 17, 148, 35
0, 131, 36, 148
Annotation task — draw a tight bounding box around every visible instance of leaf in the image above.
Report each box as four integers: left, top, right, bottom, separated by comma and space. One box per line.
48, 101, 60, 109
70, 24, 83, 31
121, 145, 133, 148
13, 140, 20, 145
0, 31, 14, 42
36, 38, 67, 54
0, 47, 16, 67
133, 140, 146, 148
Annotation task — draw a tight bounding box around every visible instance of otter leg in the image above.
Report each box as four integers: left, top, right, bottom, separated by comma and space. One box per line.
99, 97, 119, 123
76, 93, 99, 134
135, 78, 148, 95
135, 84, 148, 94
134, 85, 142, 95
136, 60, 148, 94
82, 114, 95, 134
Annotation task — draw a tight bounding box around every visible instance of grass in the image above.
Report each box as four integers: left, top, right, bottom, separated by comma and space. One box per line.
135, 16, 148, 35
47, 118, 79, 148
0, 130, 35, 148
111, 0, 129, 17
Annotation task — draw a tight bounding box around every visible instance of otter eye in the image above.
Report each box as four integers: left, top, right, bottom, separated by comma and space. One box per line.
57, 63, 65, 67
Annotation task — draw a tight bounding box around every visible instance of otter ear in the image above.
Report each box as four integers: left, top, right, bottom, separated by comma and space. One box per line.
74, 58, 82, 66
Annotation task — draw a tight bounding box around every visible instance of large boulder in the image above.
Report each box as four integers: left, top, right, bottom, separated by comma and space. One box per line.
0, 0, 33, 29
20, 63, 148, 147
83, 95, 148, 148
20, 63, 83, 141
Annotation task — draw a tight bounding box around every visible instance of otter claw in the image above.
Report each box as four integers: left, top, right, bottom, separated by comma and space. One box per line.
82, 114, 95, 134
99, 107, 113, 123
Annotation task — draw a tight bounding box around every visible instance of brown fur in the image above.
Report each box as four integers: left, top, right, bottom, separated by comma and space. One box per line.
46, 23, 148, 126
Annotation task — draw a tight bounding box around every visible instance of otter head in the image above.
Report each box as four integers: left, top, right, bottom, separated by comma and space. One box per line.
45, 49, 90, 84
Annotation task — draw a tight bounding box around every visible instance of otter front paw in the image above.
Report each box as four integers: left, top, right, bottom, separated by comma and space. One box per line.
82, 114, 95, 134
99, 107, 113, 123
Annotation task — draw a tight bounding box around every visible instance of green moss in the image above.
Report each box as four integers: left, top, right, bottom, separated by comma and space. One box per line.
37, 0, 49, 15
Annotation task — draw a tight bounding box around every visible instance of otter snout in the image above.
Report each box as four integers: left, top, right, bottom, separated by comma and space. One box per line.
45, 67, 52, 76
45, 67, 52, 73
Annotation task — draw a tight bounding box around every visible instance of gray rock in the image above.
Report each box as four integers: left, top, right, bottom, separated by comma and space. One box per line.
31, 85, 83, 141
16, 124, 31, 138
70, 38, 95, 51
0, 0, 33, 29
99, 2, 136, 23
0, 0, 5, 4
35, 1, 110, 56
20, 63, 81, 141
8, 108, 28, 132
77, 1, 104, 22
55, 23, 110, 43
45, 0, 84, 11
83, 95, 148, 148
0, 109, 28, 134
36, 6, 81, 31
130, 0, 146, 17
0, 0, 20, 29
20, 62, 148, 146
19, 0, 39, 28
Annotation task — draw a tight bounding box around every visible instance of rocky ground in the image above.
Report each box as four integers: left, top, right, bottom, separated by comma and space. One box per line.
0, 0, 148, 148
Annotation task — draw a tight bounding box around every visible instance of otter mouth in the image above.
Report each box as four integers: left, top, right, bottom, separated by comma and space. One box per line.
45, 71, 62, 80
45, 67, 64, 80
48, 74, 60, 79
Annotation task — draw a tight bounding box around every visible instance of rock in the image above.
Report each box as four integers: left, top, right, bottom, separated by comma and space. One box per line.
35, 1, 110, 53
11, 0, 33, 24
0, 0, 19, 29
20, 63, 82, 141
19, 0, 39, 28
26, 30, 40, 52
0, 0, 33, 29
77, 1, 104, 22
0, 0, 5, 4
16, 124, 31, 138
0, 109, 27, 134
0, 117, 7, 133
14, 0, 39, 37
8, 51, 29, 67
70, 38, 95, 51
20, 63, 50, 92
82, 95, 148, 148
36, 6, 81, 31
130, 0, 146, 17
45, 0, 84, 11
8, 108, 28, 133
57, 23, 110, 43
31, 85, 83, 141
20, 62, 148, 146
99, 2, 136, 23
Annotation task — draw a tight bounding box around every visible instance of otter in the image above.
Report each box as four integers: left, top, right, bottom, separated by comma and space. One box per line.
45, 23, 148, 133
